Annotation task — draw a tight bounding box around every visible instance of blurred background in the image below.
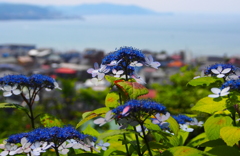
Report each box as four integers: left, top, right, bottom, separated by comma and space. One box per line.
0, 0, 239, 143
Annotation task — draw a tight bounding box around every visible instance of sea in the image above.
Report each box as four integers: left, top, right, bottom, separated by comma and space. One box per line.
0, 13, 240, 57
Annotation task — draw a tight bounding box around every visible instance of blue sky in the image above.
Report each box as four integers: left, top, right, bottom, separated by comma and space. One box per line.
1, 0, 240, 14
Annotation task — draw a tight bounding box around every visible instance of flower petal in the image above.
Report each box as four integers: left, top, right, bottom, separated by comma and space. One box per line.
211, 69, 220, 74
217, 66, 222, 72
211, 88, 221, 94
208, 94, 220, 98
3, 91, 12, 97
217, 74, 225, 78
3, 85, 12, 91
222, 68, 231, 74
12, 89, 21, 95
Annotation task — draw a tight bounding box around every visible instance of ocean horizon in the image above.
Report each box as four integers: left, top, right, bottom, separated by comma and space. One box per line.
0, 14, 239, 57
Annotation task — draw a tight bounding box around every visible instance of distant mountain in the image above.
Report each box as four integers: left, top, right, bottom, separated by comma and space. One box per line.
0, 2, 171, 20
0, 3, 63, 20
52, 3, 160, 15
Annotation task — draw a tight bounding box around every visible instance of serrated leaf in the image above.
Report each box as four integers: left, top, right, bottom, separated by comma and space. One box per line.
76, 107, 110, 128
207, 145, 240, 156
220, 126, 240, 146
162, 146, 205, 156
82, 124, 99, 137
0, 103, 28, 113
204, 115, 232, 140
192, 97, 228, 114
97, 129, 134, 142
115, 81, 149, 99
187, 133, 208, 147
166, 116, 179, 136
40, 113, 64, 127
105, 92, 120, 108
188, 77, 222, 86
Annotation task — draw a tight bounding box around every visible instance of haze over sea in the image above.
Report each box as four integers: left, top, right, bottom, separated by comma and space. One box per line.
0, 13, 239, 57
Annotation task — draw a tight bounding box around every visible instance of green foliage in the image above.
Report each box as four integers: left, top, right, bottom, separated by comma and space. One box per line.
188, 77, 223, 87
220, 126, 240, 146
151, 66, 209, 114
105, 92, 120, 108
40, 113, 64, 127
162, 146, 206, 156
114, 80, 149, 100
204, 114, 233, 140
191, 97, 228, 114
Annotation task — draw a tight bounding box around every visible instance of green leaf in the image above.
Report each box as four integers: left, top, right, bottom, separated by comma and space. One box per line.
82, 124, 100, 138
187, 133, 209, 147
0, 103, 28, 113
141, 141, 166, 154
220, 126, 240, 146
204, 115, 233, 140
97, 129, 134, 142
82, 111, 92, 119
76, 107, 110, 128
162, 146, 206, 156
191, 97, 228, 114
200, 139, 226, 147
105, 75, 122, 85
40, 113, 64, 127
166, 116, 179, 136
207, 145, 240, 156
76, 114, 98, 128
177, 131, 189, 146
115, 81, 149, 99
167, 135, 180, 147
91, 107, 110, 115
188, 77, 222, 86
105, 92, 120, 108
76, 154, 101, 156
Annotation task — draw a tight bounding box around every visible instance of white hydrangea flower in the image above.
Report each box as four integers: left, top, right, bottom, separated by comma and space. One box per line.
96, 140, 110, 151
3, 85, 21, 97
208, 87, 230, 98
180, 124, 194, 132
211, 66, 231, 78
0, 143, 18, 156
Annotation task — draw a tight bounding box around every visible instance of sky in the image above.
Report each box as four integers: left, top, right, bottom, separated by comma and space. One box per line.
1, 0, 240, 14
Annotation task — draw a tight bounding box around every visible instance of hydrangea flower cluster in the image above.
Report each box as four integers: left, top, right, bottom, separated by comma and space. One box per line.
1, 126, 100, 156
111, 99, 167, 118
0, 74, 60, 99
204, 63, 238, 78
196, 63, 240, 98
87, 46, 161, 82
172, 115, 203, 132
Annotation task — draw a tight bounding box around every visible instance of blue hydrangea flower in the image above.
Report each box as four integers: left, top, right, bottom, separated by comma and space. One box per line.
204, 64, 238, 77
172, 114, 193, 124
7, 126, 97, 145
221, 79, 240, 90
112, 99, 167, 120
0, 75, 29, 87
102, 47, 145, 76
29, 74, 55, 90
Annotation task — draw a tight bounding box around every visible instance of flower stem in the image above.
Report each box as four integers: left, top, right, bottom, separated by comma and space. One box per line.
123, 134, 130, 156
134, 126, 142, 156
54, 147, 60, 156
140, 123, 152, 156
